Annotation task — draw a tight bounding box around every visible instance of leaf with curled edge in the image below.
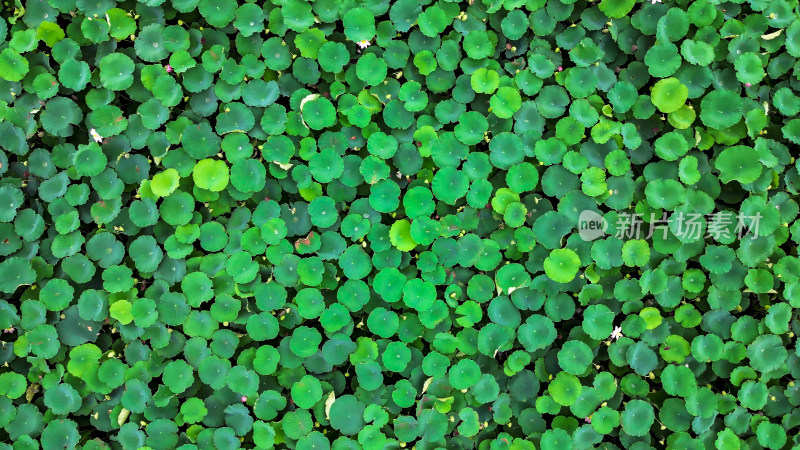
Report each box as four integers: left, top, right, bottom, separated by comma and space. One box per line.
324, 391, 336, 420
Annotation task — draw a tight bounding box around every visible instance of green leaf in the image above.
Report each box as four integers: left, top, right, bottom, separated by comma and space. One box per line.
544, 248, 581, 283
192, 159, 230, 192
0, 48, 29, 82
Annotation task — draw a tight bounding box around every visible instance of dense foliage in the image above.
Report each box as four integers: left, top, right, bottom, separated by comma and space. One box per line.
2, 0, 800, 448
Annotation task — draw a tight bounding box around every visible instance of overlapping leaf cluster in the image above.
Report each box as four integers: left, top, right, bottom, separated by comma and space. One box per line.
1, 0, 800, 448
